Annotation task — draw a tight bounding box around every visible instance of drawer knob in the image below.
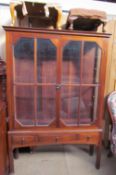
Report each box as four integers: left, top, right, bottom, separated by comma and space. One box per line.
35, 136, 40, 142
55, 137, 59, 142
86, 136, 91, 141
21, 138, 25, 145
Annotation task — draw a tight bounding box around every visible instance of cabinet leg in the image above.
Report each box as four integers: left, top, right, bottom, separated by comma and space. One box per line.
13, 148, 19, 159
107, 149, 113, 158
95, 145, 101, 169
9, 148, 14, 173
8, 136, 14, 173
89, 145, 94, 156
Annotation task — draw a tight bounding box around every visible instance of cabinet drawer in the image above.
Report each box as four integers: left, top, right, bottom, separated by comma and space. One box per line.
12, 135, 35, 147
12, 135, 58, 147
52, 133, 99, 145
12, 132, 99, 148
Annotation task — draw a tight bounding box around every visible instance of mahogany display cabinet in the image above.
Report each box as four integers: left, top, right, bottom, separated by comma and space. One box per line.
4, 26, 110, 173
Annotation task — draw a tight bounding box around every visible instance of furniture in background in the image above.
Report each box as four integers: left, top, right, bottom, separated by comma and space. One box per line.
4, 26, 110, 173
107, 91, 116, 155
0, 58, 6, 102
66, 8, 107, 32
10, 1, 62, 29
0, 59, 9, 175
0, 102, 9, 175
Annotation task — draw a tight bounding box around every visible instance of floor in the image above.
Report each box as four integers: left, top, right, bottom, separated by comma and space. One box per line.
13, 144, 116, 175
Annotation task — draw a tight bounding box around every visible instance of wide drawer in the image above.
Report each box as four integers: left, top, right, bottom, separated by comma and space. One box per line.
12, 132, 100, 148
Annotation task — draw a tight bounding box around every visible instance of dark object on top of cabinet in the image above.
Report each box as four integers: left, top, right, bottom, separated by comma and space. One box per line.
66, 8, 107, 32
73, 18, 105, 31
10, 1, 62, 29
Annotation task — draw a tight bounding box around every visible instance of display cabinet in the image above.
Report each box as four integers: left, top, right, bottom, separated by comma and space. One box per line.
4, 26, 110, 173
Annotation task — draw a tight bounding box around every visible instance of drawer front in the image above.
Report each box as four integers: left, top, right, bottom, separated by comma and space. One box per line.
60, 133, 99, 144
12, 132, 100, 148
12, 135, 36, 147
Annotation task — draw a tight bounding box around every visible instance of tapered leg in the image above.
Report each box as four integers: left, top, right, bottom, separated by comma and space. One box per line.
96, 144, 101, 169
9, 150, 14, 174
8, 135, 14, 173
107, 149, 113, 158
89, 145, 94, 156
13, 148, 19, 159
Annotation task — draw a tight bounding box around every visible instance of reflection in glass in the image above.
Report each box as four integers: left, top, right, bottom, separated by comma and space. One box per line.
79, 87, 98, 124
37, 39, 56, 83
37, 86, 56, 126
62, 41, 81, 83
60, 86, 98, 125
61, 86, 80, 126
14, 38, 34, 83
82, 42, 101, 84
15, 86, 35, 126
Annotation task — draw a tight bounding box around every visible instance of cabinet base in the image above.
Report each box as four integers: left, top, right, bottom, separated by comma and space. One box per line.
8, 129, 102, 173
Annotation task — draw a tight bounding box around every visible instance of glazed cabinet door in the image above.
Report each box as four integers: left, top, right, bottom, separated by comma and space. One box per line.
60, 40, 102, 126
13, 36, 58, 127
14, 37, 35, 126
12, 34, 102, 128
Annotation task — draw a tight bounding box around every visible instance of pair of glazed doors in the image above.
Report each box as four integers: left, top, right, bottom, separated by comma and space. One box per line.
12, 35, 101, 128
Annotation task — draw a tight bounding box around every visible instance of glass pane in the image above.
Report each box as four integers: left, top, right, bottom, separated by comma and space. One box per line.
37, 39, 56, 83
61, 86, 80, 126
62, 41, 81, 83
14, 38, 34, 83
37, 86, 56, 126
14, 86, 35, 126
82, 42, 101, 84
79, 87, 98, 124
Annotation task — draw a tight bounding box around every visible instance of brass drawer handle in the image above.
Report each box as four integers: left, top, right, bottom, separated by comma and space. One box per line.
86, 136, 91, 141
56, 84, 62, 90
55, 137, 60, 142
35, 136, 40, 142
21, 138, 25, 145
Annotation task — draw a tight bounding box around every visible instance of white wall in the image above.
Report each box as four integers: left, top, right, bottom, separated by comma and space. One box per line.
46, 0, 116, 16
1, 0, 116, 60
2, 0, 116, 15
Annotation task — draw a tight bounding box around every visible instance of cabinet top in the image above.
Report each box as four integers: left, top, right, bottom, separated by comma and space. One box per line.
3, 26, 111, 38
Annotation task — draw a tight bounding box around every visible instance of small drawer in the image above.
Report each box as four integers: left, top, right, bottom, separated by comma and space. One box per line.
55, 133, 99, 145
37, 135, 60, 145
60, 134, 80, 144
79, 133, 99, 144
12, 135, 35, 147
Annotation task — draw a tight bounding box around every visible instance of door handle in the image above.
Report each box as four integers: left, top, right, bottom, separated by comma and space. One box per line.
56, 84, 62, 90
